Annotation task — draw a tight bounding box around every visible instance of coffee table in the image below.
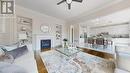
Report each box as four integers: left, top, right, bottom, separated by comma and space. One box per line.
55, 47, 81, 60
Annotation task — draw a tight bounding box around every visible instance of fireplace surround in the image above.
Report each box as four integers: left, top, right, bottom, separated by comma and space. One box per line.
41, 39, 51, 49
34, 35, 54, 51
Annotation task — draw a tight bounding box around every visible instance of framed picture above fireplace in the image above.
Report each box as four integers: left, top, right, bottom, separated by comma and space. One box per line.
40, 25, 49, 33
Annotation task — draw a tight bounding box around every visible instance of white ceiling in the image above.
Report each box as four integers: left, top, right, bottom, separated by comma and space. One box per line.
90, 8, 130, 25
16, 0, 120, 21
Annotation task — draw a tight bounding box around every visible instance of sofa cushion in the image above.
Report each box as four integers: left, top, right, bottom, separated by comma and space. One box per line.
3, 45, 17, 51
14, 52, 38, 73
0, 54, 14, 63
7, 46, 28, 59
0, 62, 28, 73
1, 46, 28, 59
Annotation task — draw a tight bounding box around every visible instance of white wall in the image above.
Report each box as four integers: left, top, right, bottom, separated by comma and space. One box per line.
65, 23, 80, 44
90, 24, 129, 35
16, 5, 66, 35
77, 8, 130, 71
77, 8, 130, 37
0, 17, 16, 45
0, 5, 67, 49
16, 5, 67, 48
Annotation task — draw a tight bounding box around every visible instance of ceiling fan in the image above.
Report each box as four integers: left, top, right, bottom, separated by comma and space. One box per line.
57, 0, 83, 10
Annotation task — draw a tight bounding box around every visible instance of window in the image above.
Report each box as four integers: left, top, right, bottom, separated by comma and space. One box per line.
0, 17, 5, 33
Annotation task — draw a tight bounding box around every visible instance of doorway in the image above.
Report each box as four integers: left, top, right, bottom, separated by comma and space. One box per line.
70, 25, 74, 43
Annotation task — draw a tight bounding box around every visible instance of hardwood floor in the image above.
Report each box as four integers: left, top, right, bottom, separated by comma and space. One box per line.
82, 48, 114, 60
35, 48, 51, 73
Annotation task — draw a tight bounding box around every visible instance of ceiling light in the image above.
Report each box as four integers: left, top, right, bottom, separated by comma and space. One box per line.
57, 0, 83, 9
66, 0, 72, 4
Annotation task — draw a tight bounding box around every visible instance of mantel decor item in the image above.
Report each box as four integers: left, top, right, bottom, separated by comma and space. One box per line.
56, 24, 62, 40
18, 32, 27, 45
63, 38, 68, 48
40, 25, 49, 33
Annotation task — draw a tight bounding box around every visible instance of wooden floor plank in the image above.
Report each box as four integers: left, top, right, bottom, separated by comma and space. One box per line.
35, 48, 51, 73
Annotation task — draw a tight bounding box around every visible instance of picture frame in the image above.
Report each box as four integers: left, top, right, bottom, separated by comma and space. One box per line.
56, 24, 62, 40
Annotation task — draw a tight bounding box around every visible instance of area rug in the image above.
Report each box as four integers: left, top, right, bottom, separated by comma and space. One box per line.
40, 50, 115, 73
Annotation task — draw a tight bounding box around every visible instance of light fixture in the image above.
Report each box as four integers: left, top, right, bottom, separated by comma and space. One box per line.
66, 0, 72, 4
57, 0, 83, 10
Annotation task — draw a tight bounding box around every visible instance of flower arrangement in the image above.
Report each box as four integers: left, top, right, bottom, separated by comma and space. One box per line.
63, 38, 68, 42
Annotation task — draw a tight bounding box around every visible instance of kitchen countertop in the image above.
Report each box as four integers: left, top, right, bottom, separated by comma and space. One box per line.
77, 43, 115, 55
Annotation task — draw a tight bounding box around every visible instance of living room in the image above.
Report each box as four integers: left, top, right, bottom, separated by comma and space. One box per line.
0, 0, 130, 73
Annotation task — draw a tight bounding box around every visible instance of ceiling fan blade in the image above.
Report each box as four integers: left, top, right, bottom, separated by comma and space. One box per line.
57, 0, 66, 5
68, 4, 71, 10
72, 0, 83, 3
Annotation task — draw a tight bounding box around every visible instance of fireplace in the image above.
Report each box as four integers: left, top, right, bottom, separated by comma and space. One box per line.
41, 39, 51, 49
35, 35, 54, 51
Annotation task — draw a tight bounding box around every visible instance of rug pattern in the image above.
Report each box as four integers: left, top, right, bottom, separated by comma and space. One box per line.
40, 50, 115, 73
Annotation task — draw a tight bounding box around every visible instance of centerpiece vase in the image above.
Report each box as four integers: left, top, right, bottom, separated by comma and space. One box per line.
64, 41, 68, 48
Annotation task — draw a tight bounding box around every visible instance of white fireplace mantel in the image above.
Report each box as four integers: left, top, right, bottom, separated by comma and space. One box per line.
34, 34, 54, 51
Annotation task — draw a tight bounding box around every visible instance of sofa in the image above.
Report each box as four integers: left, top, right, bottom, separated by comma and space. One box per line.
0, 44, 38, 73
115, 45, 130, 73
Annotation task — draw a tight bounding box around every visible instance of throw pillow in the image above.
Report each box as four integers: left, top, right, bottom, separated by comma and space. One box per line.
1, 45, 28, 59
7, 45, 29, 59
